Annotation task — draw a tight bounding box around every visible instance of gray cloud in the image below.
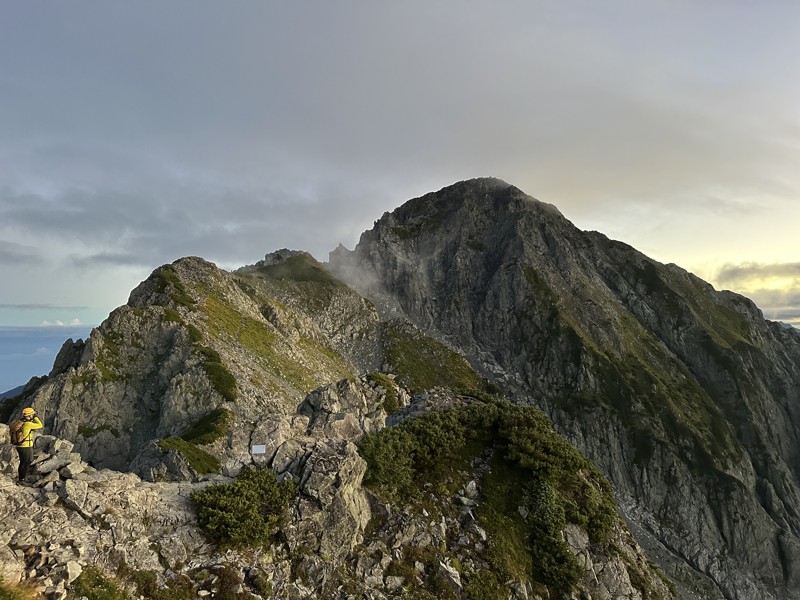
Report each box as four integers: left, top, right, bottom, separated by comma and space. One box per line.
0, 240, 42, 265
3, 3, 798, 213
0, 304, 89, 311
712, 263, 800, 327
716, 263, 800, 288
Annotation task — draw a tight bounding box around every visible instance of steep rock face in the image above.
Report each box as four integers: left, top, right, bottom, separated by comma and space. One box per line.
328, 177, 800, 599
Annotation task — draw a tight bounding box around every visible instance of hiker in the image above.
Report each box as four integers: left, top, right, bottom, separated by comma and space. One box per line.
10, 407, 43, 483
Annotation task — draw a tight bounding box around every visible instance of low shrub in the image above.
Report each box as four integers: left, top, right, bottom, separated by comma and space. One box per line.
151, 265, 195, 308
366, 372, 401, 414
357, 398, 619, 595
0, 578, 38, 600
524, 478, 584, 592
192, 466, 296, 548
68, 566, 126, 600
180, 408, 233, 445
358, 427, 417, 499
382, 322, 486, 395
193, 344, 237, 402
257, 253, 343, 285
202, 361, 237, 402
463, 569, 504, 600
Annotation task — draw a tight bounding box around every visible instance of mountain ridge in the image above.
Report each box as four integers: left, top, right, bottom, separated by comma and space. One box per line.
2, 177, 798, 599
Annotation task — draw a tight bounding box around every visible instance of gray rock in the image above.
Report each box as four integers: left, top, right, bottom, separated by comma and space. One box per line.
65, 561, 82, 584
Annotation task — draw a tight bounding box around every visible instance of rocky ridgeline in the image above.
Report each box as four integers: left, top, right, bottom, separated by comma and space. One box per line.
9, 179, 760, 598
19, 253, 380, 480
0, 374, 674, 599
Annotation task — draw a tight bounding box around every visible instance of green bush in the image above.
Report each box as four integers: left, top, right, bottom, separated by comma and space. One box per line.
0, 578, 37, 600
151, 265, 195, 308
191, 343, 237, 402
463, 570, 504, 600
202, 361, 237, 402
358, 427, 417, 499
162, 308, 184, 324
126, 568, 197, 599
366, 372, 401, 414
382, 322, 487, 395
257, 253, 344, 285
402, 410, 466, 472
213, 566, 252, 600
525, 478, 584, 592
186, 324, 204, 344
192, 466, 296, 547
194, 345, 221, 363
69, 566, 126, 600
180, 408, 233, 445
357, 398, 619, 595
78, 424, 120, 439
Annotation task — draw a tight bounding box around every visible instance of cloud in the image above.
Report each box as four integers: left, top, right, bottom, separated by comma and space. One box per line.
1, 2, 800, 327
1, 175, 385, 269
713, 263, 800, 326
0, 346, 51, 359
39, 319, 82, 327
0, 303, 89, 311
0, 240, 42, 265
2, 3, 798, 237
715, 263, 800, 290
68, 252, 151, 269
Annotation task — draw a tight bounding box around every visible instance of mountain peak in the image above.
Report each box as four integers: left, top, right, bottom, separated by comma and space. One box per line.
386, 176, 561, 227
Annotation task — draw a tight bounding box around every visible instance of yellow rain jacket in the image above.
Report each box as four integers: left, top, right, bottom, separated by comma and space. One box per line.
12, 417, 43, 448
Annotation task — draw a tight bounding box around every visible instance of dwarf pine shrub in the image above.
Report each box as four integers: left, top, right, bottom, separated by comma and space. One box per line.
68, 566, 126, 600
357, 398, 619, 595
180, 408, 233, 445
192, 466, 296, 548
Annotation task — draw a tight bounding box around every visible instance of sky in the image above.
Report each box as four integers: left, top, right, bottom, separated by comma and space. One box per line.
1, 2, 799, 390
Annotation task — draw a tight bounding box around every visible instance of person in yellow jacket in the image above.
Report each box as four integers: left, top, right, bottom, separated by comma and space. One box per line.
11, 407, 43, 483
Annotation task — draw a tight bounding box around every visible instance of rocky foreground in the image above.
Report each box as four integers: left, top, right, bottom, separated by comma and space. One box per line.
0, 378, 674, 600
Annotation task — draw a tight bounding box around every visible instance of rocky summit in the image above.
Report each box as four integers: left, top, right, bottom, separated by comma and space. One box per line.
1, 178, 797, 599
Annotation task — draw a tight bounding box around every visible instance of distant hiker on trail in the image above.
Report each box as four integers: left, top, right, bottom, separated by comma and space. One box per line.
10, 407, 43, 483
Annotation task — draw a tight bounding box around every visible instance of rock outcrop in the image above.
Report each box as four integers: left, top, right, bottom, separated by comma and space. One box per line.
14, 254, 378, 476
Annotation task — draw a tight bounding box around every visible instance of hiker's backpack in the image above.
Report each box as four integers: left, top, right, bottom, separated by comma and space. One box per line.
9, 420, 25, 446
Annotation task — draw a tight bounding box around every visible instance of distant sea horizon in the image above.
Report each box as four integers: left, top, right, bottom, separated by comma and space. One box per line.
0, 325, 95, 394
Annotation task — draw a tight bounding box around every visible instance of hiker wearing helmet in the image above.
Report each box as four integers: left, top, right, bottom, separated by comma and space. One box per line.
10, 407, 43, 483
